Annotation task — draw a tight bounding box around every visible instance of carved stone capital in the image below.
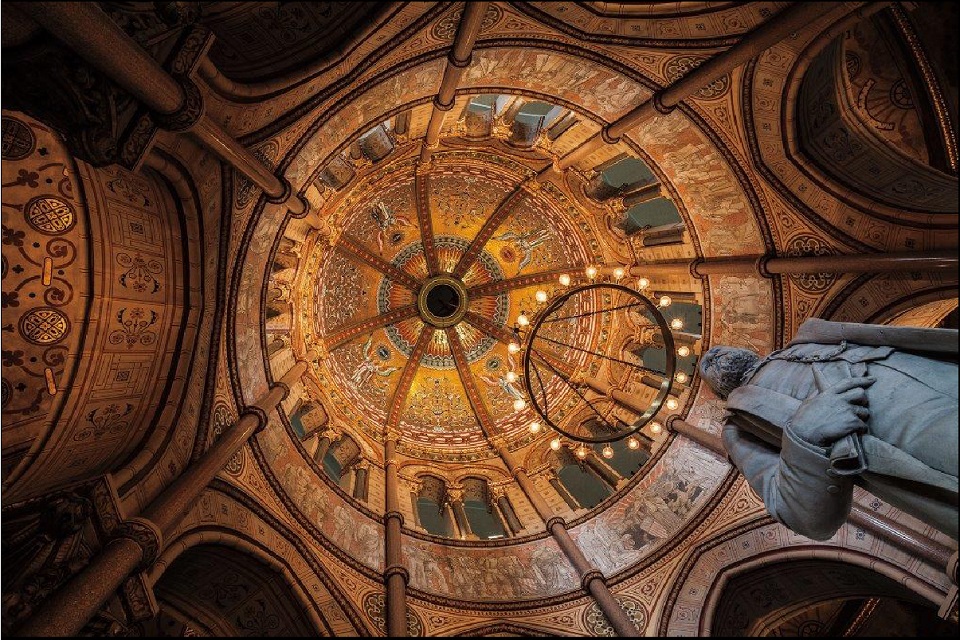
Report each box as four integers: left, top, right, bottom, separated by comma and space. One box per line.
113, 517, 162, 571
153, 76, 204, 132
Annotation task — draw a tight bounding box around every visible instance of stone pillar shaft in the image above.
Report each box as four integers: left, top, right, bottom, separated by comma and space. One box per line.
13, 537, 143, 637
420, 2, 489, 162
19, 2, 302, 206
383, 437, 408, 637
450, 499, 472, 538
552, 3, 879, 172
628, 251, 960, 279
495, 445, 637, 635
497, 495, 523, 535
583, 454, 622, 490
13, 356, 313, 637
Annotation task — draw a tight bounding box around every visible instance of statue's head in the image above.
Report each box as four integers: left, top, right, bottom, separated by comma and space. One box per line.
698, 346, 761, 399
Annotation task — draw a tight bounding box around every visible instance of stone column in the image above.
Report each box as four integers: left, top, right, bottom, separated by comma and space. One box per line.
583, 376, 658, 417
352, 460, 370, 502
551, 2, 841, 171
547, 470, 582, 511
492, 442, 637, 636
492, 487, 523, 535
312, 429, 338, 464
19, 2, 305, 214
383, 434, 408, 637
447, 487, 474, 539
420, 1, 489, 162
628, 250, 959, 279
442, 501, 462, 539
409, 480, 423, 530
582, 452, 623, 490
15, 352, 317, 637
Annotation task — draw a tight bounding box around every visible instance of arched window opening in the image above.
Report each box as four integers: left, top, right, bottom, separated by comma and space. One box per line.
461, 477, 506, 540
415, 475, 454, 537
552, 447, 612, 510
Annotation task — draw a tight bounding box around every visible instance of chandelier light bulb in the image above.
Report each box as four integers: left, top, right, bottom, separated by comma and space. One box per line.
535, 290, 549, 303
529, 420, 542, 434
650, 421, 663, 435
612, 267, 625, 280
508, 341, 521, 354
626, 436, 640, 450
550, 437, 562, 451
575, 445, 588, 459
517, 313, 530, 327
559, 274, 571, 286
585, 265, 598, 279
675, 371, 689, 384
670, 318, 684, 330
513, 398, 527, 412
666, 397, 679, 411
659, 295, 672, 308
677, 345, 691, 357
637, 277, 650, 290
601, 445, 615, 459
505, 371, 518, 383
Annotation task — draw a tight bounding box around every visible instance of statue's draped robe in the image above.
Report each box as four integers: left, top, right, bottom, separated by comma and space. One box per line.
723, 319, 958, 541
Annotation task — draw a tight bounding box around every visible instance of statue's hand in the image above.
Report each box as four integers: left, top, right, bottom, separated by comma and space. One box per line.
789, 372, 875, 447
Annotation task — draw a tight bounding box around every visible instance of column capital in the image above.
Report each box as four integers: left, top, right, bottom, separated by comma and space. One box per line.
112, 517, 163, 571
446, 486, 465, 503
153, 76, 205, 132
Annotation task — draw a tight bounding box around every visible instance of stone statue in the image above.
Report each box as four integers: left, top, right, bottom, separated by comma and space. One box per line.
699, 318, 958, 541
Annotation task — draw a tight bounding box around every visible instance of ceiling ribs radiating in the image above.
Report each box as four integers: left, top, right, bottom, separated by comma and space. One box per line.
446, 327, 498, 438
338, 235, 423, 291
324, 304, 419, 352
414, 164, 441, 277
451, 185, 528, 278
467, 269, 576, 298
385, 324, 435, 432
463, 311, 576, 379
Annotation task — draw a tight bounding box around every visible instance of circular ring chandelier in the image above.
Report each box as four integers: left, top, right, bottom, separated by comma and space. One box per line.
515, 272, 686, 448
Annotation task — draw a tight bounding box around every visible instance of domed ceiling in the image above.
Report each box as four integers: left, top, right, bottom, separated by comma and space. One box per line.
307, 147, 608, 460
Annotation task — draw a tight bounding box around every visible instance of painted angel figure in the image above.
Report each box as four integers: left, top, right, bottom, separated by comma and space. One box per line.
370, 201, 410, 254
350, 336, 399, 387
479, 353, 524, 401
493, 229, 550, 273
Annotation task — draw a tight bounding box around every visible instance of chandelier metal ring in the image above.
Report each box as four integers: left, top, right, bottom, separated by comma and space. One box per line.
520, 282, 676, 444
